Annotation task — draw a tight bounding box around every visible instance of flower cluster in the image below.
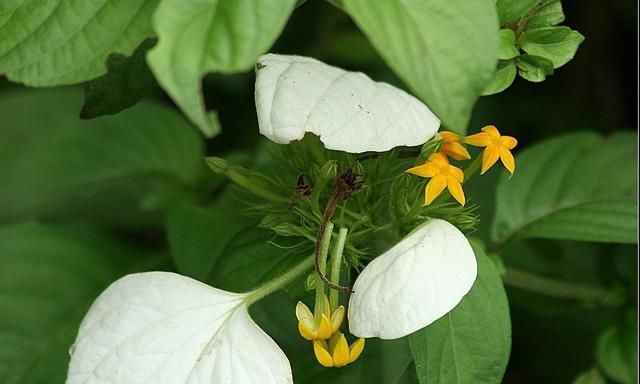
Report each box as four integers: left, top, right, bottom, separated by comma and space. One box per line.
66, 54, 518, 384
407, 126, 518, 207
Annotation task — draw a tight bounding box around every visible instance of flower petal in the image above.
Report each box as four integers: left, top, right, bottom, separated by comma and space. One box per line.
330, 305, 345, 332
348, 219, 477, 339
255, 54, 440, 153
425, 176, 447, 205
298, 321, 317, 341
447, 177, 466, 206
464, 132, 492, 147
317, 314, 333, 340
442, 141, 471, 160
331, 334, 351, 368
439, 130, 462, 142
500, 135, 518, 150
407, 162, 439, 178
499, 146, 516, 176
313, 340, 334, 368
348, 338, 366, 363
67, 272, 292, 384
481, 145, 500, 174
481, 125, 501, 138
427, 152, 449, 167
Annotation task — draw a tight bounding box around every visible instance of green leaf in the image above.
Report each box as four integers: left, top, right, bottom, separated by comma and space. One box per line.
573, 368, 607, 384
499, 29, 520, 60
492, 132, 638, 245
0, 88, 206, 229
482, 60, 517, 95
526, 1, 565, 30
341, 0, 500, 134
496, 0, 539, 25
519, 26, 585, 68
147, 0, 296, 137
165, 193, 251, 282
0, 0, 158, 86
596, 312, 637, 384
0, 222, 162, 384
409, 241, 511, 384
80, 39, 158, 119
516, 54, 554, 82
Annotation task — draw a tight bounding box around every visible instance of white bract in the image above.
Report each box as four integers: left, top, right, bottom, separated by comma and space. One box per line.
348, 219, 477, 339
255, 54, 440, 153
66, 272, 292, 384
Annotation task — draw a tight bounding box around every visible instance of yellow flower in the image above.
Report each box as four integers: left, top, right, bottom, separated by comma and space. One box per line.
313, 332, 365, 368
439, 131, 471, 160
407, 152, 466, 206
464, 125, 518, 176
296, 297, 345, 340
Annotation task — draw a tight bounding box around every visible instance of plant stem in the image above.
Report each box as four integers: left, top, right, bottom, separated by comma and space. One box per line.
462, 154, 483, 185
314, 221, 334, 318
245, 254, 315, 306
329, 227, 348, 309
502, 267, 625, 305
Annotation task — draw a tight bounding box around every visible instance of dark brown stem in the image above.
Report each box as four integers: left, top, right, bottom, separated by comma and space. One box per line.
314, 170, 361, 293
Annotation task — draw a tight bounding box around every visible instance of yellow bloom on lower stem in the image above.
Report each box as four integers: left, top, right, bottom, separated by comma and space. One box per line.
296, 297, 345, 340
439, 131, 471, 161
406, 152, 466, 206
464, 125, 518, 176
313, 332, 365, 368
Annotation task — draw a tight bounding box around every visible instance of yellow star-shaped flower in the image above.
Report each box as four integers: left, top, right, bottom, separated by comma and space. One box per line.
464, 125, 518, 176
407, 152, 465, 206
313, 332, 365, 368
439, 131, 471, 161
296, 297, 344, 340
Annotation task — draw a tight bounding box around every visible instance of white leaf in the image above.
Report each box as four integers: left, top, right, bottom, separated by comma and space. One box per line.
255, 54, 440, 153
67, 272, 292, 384
348, 219, 477, 339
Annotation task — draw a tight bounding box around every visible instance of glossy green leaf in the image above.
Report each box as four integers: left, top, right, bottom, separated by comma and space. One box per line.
0, 0, 158, 86
499, 29, 520, 60
409, 241, 511, 384
516, 54, 554, 82
341, 0, 499, 134
526, 1, 564, 30
496, 0, 538, 25
596, 313, 637, 384
80, 39, 157, 119
147, 0, 296, 137
519, 26, 584, 68
0, 88, 205, 228
0, 222, 162, 384
165, 193, 251, 282
492, 132, 638, 245
482, 60, 517, 95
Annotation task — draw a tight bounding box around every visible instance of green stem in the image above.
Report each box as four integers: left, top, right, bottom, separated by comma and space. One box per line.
245, 255, 314, 306
462, 154, 483, 185
503, 267, 625, 305
329, 227, 348, 310
314, 221, 334, 318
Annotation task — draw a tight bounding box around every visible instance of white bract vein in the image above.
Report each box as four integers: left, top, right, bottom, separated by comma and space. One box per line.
254, 54, 440, 153
348, 219, 477, 339
66, 272, 292, 384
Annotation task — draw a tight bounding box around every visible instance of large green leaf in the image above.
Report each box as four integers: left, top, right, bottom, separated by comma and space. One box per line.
596, 312, 637, 384
0, 222, 163, 384
492, 132, 638, 245
165, 193, 251, 282
0, 88, 206, 228
341, 0, 499, 134
409, 241, 511, 384
147, 0, 296, 137
80, 39, 158, 119
0, 0, 158, 86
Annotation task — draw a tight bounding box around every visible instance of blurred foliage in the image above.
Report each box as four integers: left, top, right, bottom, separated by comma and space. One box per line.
0, 0, 637, 383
